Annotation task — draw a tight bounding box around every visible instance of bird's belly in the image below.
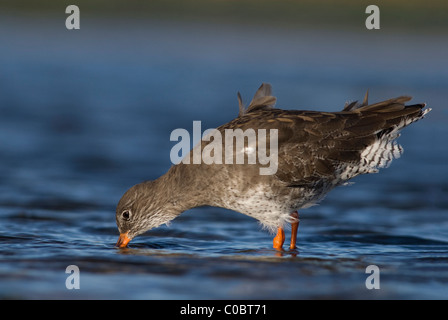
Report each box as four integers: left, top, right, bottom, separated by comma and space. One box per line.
216, 184, 319, 232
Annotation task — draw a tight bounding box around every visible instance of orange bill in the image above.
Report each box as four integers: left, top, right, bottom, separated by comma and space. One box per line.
116, 232, 131, 248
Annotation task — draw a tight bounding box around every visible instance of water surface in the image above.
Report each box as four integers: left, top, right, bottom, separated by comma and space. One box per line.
0, 15, 447, 299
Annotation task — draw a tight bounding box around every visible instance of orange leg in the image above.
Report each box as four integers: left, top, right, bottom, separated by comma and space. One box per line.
273, 227, 285, 250
290, 211, 300, 250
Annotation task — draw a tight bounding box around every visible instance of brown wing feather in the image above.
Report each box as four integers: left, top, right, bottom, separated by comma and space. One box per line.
220, 85, 429, 189
271, 98, 427, 187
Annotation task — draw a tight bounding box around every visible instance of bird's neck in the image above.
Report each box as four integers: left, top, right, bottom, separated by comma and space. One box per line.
153, 163, 210, 216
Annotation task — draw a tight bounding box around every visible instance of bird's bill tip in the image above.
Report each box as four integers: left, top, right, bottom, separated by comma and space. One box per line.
116, 232, 131, 248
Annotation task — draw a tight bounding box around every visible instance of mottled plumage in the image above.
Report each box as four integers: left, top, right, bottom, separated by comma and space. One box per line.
116, 83, 430, 249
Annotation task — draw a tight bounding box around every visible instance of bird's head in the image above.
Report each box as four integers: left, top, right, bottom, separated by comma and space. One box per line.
115, 181, 178, 248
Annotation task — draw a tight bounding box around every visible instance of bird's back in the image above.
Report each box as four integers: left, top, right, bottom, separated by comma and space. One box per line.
222, 84, 429, 189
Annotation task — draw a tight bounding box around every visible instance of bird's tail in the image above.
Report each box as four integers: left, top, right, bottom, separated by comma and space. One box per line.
345, 93, 431, 173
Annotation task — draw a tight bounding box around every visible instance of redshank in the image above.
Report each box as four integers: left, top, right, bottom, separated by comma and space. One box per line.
116, 83, 430, 250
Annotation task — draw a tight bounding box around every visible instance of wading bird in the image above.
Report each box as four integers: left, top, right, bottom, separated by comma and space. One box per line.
115, 83, 430, 250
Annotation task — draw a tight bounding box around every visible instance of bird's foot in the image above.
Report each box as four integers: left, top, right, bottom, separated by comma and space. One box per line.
273, 227, 285, 250
289, 211, 299, 250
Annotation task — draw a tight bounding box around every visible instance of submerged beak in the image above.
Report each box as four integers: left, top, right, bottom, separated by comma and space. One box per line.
116, 232, 131, 248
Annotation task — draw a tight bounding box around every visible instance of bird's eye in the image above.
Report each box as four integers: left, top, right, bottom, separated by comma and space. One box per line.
122, 210, 131, 221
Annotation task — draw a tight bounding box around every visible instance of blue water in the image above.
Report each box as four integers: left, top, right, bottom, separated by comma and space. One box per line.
1, 15, 448, 299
